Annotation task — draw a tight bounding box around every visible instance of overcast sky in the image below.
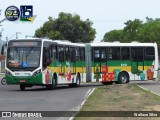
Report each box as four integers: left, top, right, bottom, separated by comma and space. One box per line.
0, 0, 160, 42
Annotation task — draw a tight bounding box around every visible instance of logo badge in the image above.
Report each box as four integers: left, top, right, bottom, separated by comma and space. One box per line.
2, 112, 11, 117
5, 6, 20, 21
20, 5, 33, 21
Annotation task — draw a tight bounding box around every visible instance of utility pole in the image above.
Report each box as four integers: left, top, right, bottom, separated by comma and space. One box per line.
0, 19, 5, 40
0, 18, 6, 45
0, 28, 3, 40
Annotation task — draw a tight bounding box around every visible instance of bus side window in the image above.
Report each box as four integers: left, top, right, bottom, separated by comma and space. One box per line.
58, 46, 64, 62
70, 47, 76, 62
121, 47, 130, 60
109, 47, 120, 60
76, 47, 80, 61
101, 48, 107, 61
94, 48, 100, 61
65, 46, 70, 61
51, 45, 57, 60
80, 48, 85, 61
131, 47, 144, 61
145, 47, 155, 60
137, 48, 144, 61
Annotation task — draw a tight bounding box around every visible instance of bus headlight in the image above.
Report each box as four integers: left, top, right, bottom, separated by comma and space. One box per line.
6, 70, 12, 76
33, 69, 41, 76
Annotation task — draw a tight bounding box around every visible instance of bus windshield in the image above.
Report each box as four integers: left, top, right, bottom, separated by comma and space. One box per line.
7, 47, 41, 71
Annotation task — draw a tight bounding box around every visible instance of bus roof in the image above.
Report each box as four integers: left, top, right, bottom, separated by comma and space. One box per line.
8, 39, 156, 47
8, 38, 85, 47
9, 38, 42, 41
91, 42, 157, 47
52, 40, 85, 47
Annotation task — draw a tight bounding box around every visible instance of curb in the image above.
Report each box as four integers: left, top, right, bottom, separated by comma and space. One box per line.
69, 88, 96, 120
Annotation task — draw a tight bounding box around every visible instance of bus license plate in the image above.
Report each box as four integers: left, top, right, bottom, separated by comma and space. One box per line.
20, 80, 26, 83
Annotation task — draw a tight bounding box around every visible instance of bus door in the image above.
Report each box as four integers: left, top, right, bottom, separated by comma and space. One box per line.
58, 46, 65, 76
93, 47, 107, 82
70, 47, 76, 77
131, 47, 144, 80
108, 47, 120, 81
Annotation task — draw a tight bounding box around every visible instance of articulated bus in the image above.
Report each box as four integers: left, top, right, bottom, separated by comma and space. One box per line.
4, 39, 158, 90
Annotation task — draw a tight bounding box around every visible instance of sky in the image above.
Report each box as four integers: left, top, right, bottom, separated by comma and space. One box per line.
0, 0, 160, 42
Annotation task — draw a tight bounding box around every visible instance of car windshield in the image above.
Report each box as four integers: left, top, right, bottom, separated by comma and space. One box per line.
7, 47, 41, 71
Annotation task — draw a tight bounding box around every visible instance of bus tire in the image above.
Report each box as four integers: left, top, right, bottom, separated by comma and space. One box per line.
1, 77, 6, 85
118, 72, 129, 84
20, 84, 25, 91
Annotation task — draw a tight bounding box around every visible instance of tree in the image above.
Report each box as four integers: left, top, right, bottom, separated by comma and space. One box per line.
137, 20, 160, 46
123, 19, 143, 42
103, 19, 143, 42
34, 12, 96, 43
103, 29, 124, 42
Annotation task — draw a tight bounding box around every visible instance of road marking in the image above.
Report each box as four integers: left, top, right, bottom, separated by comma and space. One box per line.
69, 88, 96, 120
81, 88, 96, 107
138, 85, 160, 97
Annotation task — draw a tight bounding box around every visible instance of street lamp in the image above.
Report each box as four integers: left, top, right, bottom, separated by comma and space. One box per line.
16, 32, 22, 39
25, 35, 34, 38
6, 32, 22, 41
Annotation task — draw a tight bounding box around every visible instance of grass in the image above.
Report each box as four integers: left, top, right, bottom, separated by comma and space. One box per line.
74, 83, 160, 120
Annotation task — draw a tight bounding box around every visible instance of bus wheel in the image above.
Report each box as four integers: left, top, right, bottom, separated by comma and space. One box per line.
1, 77, 6, 85
118, 72, 129, 84
76, 74, 81, 87
20, 84, 25, 91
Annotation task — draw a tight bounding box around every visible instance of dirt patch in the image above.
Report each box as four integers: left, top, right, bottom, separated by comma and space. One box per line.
74, 83, 160, 120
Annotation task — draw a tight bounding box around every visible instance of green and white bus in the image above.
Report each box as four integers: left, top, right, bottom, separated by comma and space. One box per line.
4, 39, 158, 90
5, 38, 85, 90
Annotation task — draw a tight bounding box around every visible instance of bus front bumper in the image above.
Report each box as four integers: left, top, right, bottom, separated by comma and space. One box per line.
5, 73, 43, 85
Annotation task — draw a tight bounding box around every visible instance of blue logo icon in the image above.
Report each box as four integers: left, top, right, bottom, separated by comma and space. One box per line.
22, 62, 28, 67
5, 6, 20, 21
20, 5, 33, 21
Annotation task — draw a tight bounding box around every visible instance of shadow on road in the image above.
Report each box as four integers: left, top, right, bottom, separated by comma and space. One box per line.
3, 83, 103, 91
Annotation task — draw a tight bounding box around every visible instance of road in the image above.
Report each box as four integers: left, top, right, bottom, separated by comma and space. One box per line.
0, 78, 102, 120
0, 73, 160, 120
134, 80, 160, 96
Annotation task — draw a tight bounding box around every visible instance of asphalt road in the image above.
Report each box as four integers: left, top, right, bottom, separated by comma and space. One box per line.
0, 80, 102, 120
0, 73, 160, 120
133, 80, 160, 96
